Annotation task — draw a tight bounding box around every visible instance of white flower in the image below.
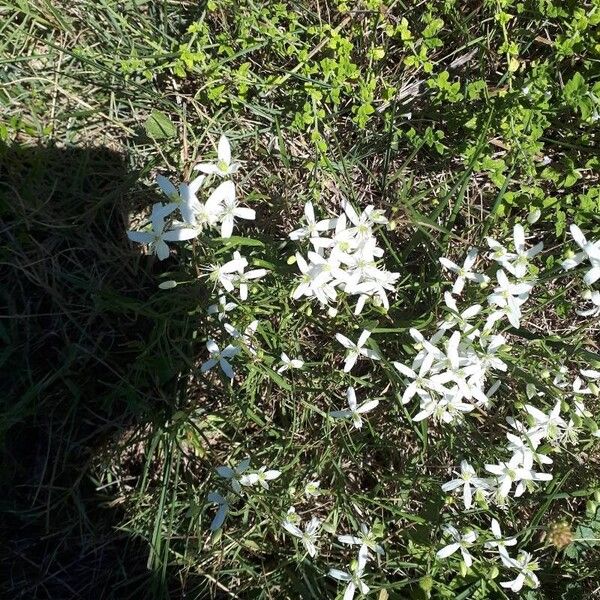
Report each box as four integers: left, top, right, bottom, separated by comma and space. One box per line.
441, 460, 489, 509
277, 352, 304, 374
208, 295, 237, 320
439, 292, 482, 335
485, 452, 552, 499
193, 181, 230, 229
156, 173, 206, 224
127, 202, 198, 260
200, 339, 239, 379
240, 465, 281, 490
206, 254, 248, 292
194, 134, 239, 177
439, 248, 489, 295
486, 237, 516, 265
289, 201, 337, 242
282, 516, 321, 557
328, 559, 369, 600
485, 518, 517, 562
207, 490, 229, 531
304, 480, 321, 497
525, 400, 567, 442
338, 523, 384, 563
436, 525, 477, 567
500, 551, 540, 592
224, 320, 259, 356
392, 353, 449, 406
216, 458, 253, 493
335, 330, 381, 372
561, 224, 600, 285
503, 224, 543, 279
487, 269, 534, 328
577, 290, 600, 317
232, 260, 267, 300
214, 181, 255, 238
292, 252, 338, 305
330, 387, 379, 430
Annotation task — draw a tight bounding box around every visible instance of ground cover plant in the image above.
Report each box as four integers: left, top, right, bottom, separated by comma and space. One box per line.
2, 0, 600, 599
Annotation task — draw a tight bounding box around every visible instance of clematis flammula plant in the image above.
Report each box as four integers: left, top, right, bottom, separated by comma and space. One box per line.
240, 465, 281, 490
330, 386, 379, 430
289, 200, 337, 242
561, 224, 600, 285
216, 458, 253, 493
277, 352, 304, 374
207, 490, 229, 531
206, 254, 248, 292
282, 516, 321, 558
500, 551, 540, 592
436, 525, 478, 567
127, 202, 198, 260
485, 518, 517, 562
194, 134, 239, 177
485, 452, 552, 500
200, 339, 239, 380
155, 173, 206, 225
338, 523, 385, 562
441, 460, 489, 509
503, 224, 543, 279
439, 248, 489, 295
335, 330, 381, 372
328, 555, 369, 600
217, 183, 255, 238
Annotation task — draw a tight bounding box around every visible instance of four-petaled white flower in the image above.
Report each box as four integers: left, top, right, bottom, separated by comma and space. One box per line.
156, 173, 206, 225
277, 352, 305, 373
289, 201, 337, 242
561, 224, 600, 285
335, 330, 381, 372
441, 460, 489, 509
127, 202, 198, 260
328, 558, 369, 600
485, 518, 517, 562
338, 523, 384, 563
439, 248, 489, 295
436, 525, 477, 567
194, 134, 239, 177
282, 516, 321, 557
500, 551, 540, 592
240, 465, 281, 490
503, 224, 543, 279
201, 339, 239, 379
330, 387, 379, 430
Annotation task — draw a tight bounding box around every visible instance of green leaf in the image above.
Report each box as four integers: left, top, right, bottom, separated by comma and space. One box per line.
145, 110, 177, 139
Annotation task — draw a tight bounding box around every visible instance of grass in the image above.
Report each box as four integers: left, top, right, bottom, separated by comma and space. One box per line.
2, 0, 600, 599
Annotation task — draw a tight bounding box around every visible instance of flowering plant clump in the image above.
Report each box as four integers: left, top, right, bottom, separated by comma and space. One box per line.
125, 134, 600, 598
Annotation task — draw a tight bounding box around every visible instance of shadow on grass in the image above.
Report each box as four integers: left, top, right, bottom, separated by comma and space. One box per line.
0, 144, 189, 599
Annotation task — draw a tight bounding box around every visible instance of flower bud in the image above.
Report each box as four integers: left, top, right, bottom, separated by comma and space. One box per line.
527, 208, 541, 224
419, 576, 433, 594
159, 280, 178, 289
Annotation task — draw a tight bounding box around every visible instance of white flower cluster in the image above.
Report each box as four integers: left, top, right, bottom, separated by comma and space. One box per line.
281, 502, 384, 600
437, 520, 539, 592
434, 374, 599, 591
126, 135, 254, 261
290, 200, 399, 314
561, 224, 600, 316
392, 225, 542, 427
